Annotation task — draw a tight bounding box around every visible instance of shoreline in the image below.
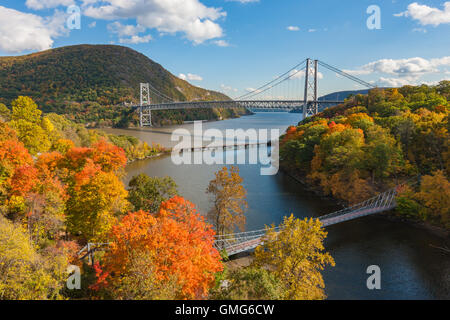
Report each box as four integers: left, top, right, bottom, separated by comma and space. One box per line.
126, 150, 171, 165
280, 165, 449, 240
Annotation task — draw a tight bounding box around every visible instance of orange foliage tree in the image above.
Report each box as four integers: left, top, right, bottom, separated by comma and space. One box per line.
99, 196, 223, 299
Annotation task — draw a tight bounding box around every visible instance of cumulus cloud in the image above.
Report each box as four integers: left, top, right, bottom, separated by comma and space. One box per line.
395, 2, 450, 26
344, 57, 450, 79
377, 77, 416, 87
81, 0, 226, 44
345, 56, 450, 87
107, 21, 152, 44
0, 6, 67, 53
179, 73, 203, 81
287, 26, 300, 31
119, 35, 152, 44
26, 0, 74, 10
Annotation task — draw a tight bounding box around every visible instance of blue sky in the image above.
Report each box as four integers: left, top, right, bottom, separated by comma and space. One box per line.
0, 0, 449, 97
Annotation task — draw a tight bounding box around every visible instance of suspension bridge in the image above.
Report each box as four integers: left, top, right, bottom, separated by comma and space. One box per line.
134, 58, 377, 127
78, 185, 401, 263
214, 187, 398, 256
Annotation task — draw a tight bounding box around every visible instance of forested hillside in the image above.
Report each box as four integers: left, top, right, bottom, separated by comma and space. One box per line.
280, 81, 450, 228
0, 45, 246, 127
0, 96, 334, 300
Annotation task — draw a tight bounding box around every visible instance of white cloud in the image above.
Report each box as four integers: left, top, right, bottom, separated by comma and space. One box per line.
344, 57, 450, 78
179, 73, 203, 81
107, 21, 144, 37
213, 39, 230, 47
88, 21, 96, 28
344, 56, 450, 87
0, 6, 67, 53
221, 84, 238, 92
107, 21, 151, 44
119, 35, 152, 44
412, 27, 427, 33
82, 0, 226, 44
377, 77, 442, 87
287, 26, 300, 31
308, 29, 316, 32
26, 0, 74, 10
377, 77, 416, 87
395, 2, 450, 26
246, 88, 261, 93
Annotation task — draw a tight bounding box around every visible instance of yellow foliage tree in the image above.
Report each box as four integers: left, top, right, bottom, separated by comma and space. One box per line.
254, 215, 335, 300
0, 216, 68, 299
66, 170, 130, 242
206, 166, 248, 237
415, 170, 450, 227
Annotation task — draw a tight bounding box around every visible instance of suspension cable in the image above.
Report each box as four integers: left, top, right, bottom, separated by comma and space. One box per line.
318, 60, 377, 89
234, 59, 307, 100
238, 65, 307, 100
147, 83, 174, 103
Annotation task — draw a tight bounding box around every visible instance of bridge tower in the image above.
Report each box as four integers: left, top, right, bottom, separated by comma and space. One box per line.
139, 83, 152, 127
302, 58, 319, 121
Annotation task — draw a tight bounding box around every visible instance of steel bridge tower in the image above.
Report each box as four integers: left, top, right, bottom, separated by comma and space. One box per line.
140, 83, 152, 127
302, 58, 319, 121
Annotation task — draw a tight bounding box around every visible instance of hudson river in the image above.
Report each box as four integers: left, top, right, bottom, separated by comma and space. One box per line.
105, 113, 450, 299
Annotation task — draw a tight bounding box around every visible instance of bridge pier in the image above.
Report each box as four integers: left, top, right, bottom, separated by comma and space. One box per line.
302, 58, 319, 121
140, 83, 152, 127
139, 106, 152, 127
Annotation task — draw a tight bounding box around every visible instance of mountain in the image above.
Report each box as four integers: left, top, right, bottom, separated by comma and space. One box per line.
289, 89, 376, 113
319, 89, 372, 101
0, 44, 245, 127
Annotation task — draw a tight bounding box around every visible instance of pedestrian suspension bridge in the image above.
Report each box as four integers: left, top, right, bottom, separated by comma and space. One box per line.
134, 58, 377, 126
79, 185, 401, 263
214, 187, 399, 256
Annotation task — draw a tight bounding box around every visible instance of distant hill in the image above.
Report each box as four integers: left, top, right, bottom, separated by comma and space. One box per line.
289, 89, 376, 113
0, 44, 245, 127
319, 89, 372, 101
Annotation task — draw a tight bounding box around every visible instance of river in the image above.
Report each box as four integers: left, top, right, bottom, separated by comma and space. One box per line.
104, 113, 450, 300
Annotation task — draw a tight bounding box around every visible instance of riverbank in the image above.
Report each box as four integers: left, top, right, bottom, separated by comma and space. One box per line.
126, 150, 171, 165
119, 112, 450, 299
280, 164, 450, 240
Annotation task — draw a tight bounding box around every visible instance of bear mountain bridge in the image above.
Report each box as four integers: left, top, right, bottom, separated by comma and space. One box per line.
78, 58, 384, 262
133, 58, 377, 127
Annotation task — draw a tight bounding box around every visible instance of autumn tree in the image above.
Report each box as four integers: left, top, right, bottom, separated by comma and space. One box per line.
127, 173, 178, 212
0, 103, 10, 121
254, 215, 335, 300
66, 169, 129, 242
210, 266, 283, 300
415, 171, 450, 227
206, 166, 248, 237
98, 197, 223, 299
9, 96, 51, 155
0, 216, 69, 299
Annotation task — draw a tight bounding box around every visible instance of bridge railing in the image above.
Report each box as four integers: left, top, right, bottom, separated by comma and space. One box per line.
317, 187, 397, 222
215, 186, 400, 254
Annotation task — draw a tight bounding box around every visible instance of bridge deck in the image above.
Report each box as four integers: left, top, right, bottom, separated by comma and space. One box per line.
134, 100, 344, 111
217, 188, 398, 256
